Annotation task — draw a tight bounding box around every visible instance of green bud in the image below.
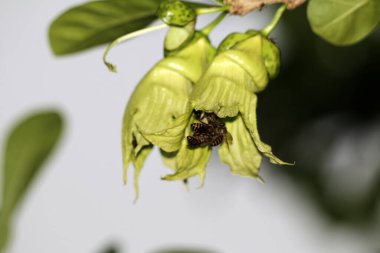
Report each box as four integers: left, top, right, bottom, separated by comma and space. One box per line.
164, 21, 195, 53
122, 29, 215, 195
156, 0, 196, 27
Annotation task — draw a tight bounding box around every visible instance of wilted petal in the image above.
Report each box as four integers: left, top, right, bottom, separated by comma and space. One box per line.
241, 92, 292, 165
162, 118, 212, 185
219, 115, 262, 179
131, 145, 153, 200
140, 109, 191, 152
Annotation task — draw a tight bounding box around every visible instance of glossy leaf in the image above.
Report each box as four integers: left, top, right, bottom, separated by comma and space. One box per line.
0, 111, 64, 251
307, 0, 380, 45
49, 0, 163, 55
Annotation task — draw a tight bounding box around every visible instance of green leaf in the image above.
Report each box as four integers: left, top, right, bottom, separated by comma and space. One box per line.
0, 111, 64, 252
49, 0, 163, 55
307, 0, 380, 46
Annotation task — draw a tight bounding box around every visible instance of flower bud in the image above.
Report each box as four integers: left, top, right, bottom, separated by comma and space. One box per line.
156, 0, 196, 27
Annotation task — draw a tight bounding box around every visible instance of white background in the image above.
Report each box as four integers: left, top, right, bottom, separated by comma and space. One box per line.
0, 0, 377, 252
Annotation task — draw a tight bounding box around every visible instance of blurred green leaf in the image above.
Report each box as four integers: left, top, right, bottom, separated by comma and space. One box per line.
307, 0, 380, 45
49, 0, 163, 55
0, 111, 64, 252
101, 246, 119, 253
153, 249, 217, 253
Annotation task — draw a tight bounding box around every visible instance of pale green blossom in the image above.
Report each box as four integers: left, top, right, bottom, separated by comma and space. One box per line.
122, 25, 215, 195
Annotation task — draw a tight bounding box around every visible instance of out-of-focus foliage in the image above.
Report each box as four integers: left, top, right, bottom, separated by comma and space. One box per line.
0, 111, 64, 252
49, 0, 164, 55
308, 0, 380, 45
259, 5, 380, 225
101, 245, 119, 253
153, 248, 217, 253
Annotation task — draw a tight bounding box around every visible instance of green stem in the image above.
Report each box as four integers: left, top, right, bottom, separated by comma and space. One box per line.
201, 11, 228, 36
103, 24, 167, 72
261, 4, 287, 37
196, 5, 230, 15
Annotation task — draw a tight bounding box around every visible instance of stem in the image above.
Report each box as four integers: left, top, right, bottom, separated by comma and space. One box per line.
201, 11, 228, 36
261, 4, 287, 37
196, 5, 230, 15
103, 24, 167, 72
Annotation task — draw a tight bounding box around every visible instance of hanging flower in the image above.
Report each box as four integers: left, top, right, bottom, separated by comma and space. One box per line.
155, 30, 291, 184
121, 23, 216, 195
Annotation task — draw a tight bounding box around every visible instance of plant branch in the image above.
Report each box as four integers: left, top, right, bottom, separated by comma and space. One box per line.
201, 12, 228, 35
196, 5, 230, 15
224, 0, 305, 15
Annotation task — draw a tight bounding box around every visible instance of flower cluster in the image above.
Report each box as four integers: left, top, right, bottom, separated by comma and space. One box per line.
117, 1, 291, 196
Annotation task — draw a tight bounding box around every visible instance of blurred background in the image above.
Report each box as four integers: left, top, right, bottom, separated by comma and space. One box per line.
0, 0, 379, 252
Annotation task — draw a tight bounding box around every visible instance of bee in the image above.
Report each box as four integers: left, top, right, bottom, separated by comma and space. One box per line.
187, 111, 233, 148
191, 122, 212, 133
193, 110, 219, 125
210, 123, 233, 146
187, 133, 213, 147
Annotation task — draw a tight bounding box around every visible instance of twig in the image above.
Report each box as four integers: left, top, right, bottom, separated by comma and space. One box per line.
224, 0, 306, 15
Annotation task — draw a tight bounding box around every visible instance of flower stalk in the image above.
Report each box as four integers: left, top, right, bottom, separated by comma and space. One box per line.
102, 24, 168, 72
261, 4, 287, 36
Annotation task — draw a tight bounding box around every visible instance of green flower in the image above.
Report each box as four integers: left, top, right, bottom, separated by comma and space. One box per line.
157, 30, 290, 184
122, 25, 215, 195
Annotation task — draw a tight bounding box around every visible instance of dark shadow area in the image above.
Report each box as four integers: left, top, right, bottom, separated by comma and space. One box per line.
257, 5, 380, 226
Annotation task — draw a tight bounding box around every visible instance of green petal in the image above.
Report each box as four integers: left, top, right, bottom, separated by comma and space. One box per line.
240, 92, 292, 165
122, 65, 191, 156
160, 149, 177, 170
161, 33, 216, 83
191, 35, 272, 118
217, 32, 251, 53
162, 118, 212, 185
140, 110, 191, 152
219, 115, 263, 179
230, 35, 269, 91
262, 37, 281, 79
132, 145, 153, 201
190, 53, 253, 118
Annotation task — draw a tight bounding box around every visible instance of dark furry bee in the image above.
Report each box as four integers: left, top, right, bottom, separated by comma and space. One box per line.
191, 122, 212, 133
187, 111, 233, 148
210, 123, 233, 146
187, 133, 213, 147
193, 110, 219, 125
